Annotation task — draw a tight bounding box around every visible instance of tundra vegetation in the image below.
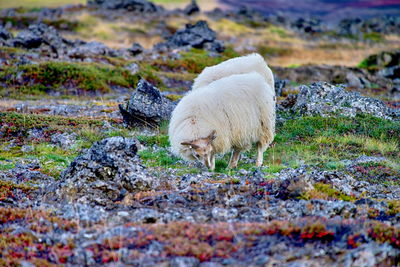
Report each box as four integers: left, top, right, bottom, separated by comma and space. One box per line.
0, 0, 399, 265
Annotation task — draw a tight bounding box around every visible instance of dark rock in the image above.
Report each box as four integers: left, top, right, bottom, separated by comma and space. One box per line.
0, 25, 12, 41
87, 0, 163, 13
291, 17, 323, 34
361, 50, 400, 69
274, 76, 288, 96
127, 42, 144, 56
183, 0, 200, 16
290, 82, 397, 120
11, 23, 69, 56
155, 20, 225, 53
53, 136, 157, 205
67, 41, 117, 58
378, 65, 400, 79
119, 79, 175, 127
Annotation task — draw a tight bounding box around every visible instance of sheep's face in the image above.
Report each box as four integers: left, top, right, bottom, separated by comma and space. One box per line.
181, 130, 216, 169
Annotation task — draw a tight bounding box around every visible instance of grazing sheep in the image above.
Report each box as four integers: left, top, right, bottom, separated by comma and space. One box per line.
192, 53, 275, 92
169, 71, 275, 171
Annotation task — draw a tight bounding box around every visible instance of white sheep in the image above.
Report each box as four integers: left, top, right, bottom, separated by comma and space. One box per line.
168, 71, 275, 171
192, 53, 275, 91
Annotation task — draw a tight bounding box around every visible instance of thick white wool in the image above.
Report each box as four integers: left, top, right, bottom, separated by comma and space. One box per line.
169, 72, 275, 161
192, 53, 275, 93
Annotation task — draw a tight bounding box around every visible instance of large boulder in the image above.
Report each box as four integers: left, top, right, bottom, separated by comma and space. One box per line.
53, 137, 157, 206
288, 82, 398, 120
155, 20, 225, 53
0, 25, 12, 45
119, 79, 176, 127
87, 0, 163, 13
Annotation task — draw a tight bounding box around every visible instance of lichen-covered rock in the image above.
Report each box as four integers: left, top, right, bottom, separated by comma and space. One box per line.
155, 21, 225, 53
53, 136, 157, 206
87, 0, 163, 13
51, 132, 77, 149
291, 82, 398, 120
119, 79, 175, 127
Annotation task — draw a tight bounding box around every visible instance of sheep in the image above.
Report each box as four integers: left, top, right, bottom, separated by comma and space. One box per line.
192, 53, 275, 92
168, 71, 275, 171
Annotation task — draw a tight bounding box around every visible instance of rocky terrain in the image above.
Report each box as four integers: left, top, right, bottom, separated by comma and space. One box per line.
0, 0, 399, 266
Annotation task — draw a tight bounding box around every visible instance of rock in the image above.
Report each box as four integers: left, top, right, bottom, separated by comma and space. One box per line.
53, 136, 157, 205
67, 41, 117, 58
290, 82, 397, 120
183, 0, 200, 16
155, 21, 225, 53
11, 23, 68, 55
87, 0, 163, 13
378, 65, 400, 79
346, 72, 363, 88
119, 79, 175, 127
127, 42, 144, 56
274, 76, 288, 96
0, 25, 12, 41
291, 17, 323, 34
51, 132, 77, 149
361, 50, 400, 69
170, 257, 200, 267
124, 62, 140, 75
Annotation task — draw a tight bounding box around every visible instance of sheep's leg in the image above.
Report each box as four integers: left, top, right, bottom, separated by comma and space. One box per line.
256, 142, 267, 167
210, 153, 215, 171
228, 149, 241, 169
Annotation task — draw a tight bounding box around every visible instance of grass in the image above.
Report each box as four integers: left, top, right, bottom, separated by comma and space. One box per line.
0, 62, 139, 97
0, 0, 85, 9
136, 114, 400, 176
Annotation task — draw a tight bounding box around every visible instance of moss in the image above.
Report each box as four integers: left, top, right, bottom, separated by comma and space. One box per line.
0, 62, 139, 96
149, 47, 239, 74
363, 32, 384, 43
0, 181, 37, 201
257, 45, 292, 57
300, 183, 356, 202
137, 134, 169, 148
0, 112, 104, 141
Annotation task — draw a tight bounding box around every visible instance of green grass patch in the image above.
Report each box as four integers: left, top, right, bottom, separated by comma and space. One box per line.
0, 0, 85, 9
138, 114, 399, 176
149, 47, 240, 74
363, 32, 384, 43
300, 183, 356, 202
0, 62, 139, 97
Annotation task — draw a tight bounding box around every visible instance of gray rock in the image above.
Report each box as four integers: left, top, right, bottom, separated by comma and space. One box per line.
119, 79, 175, 127
378, 65, 400, 79
68, 41, 117, 58
155, 21, 224, 53
291, 82, 397, 120
125, 62, 140, 75
51, 132, 77, 149
11, 23, 69, 55
54, 136, 156, 205
170, 257, 200, 267
87, 0, 163, 13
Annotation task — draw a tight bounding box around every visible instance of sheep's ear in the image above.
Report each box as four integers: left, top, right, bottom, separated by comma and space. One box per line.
207, 130, 217, 143
181, 142, 199, 149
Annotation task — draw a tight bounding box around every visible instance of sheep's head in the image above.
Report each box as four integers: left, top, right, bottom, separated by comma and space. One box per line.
181, 130, 216, 169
